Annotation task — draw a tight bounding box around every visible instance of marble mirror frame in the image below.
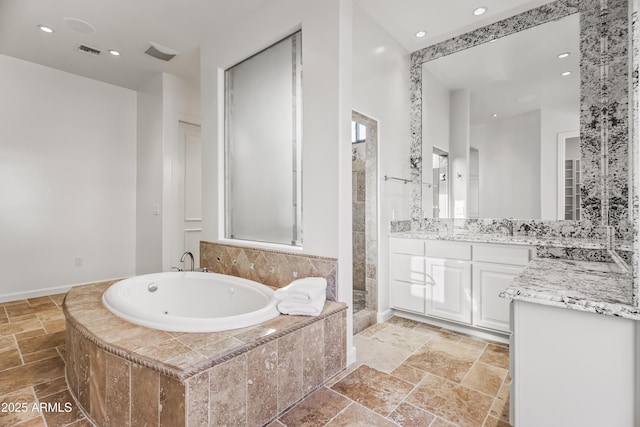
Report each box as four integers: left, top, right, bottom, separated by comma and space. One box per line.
409, 0, 630, 237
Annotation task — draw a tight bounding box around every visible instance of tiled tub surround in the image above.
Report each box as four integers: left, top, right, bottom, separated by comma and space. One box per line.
499, 258, 640, 319
64, 281, 347, 427
200, 241, 338, 302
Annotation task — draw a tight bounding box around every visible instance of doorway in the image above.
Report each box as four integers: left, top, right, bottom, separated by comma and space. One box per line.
351, 111, 378, 334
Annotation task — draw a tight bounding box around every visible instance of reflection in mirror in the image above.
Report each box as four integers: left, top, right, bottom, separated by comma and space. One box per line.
420, 13, 579, 219
558, 131, 581, 220
431, 147, 449, 218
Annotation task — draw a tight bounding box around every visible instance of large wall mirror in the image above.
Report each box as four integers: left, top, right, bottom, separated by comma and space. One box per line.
409, 0, 630, 235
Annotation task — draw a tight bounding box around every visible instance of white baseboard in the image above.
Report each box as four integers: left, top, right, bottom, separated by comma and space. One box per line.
0, 284, 73, 303
346, 345, 357, 367
0, 277, 124, 303
377, 308, 394, 323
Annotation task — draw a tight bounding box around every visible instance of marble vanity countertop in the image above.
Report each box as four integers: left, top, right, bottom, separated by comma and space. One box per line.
499, 258, 640, 320
389, 231, 608, 250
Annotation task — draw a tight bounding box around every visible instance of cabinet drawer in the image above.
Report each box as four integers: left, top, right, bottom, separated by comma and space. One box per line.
390, 238, 424, 256
425, 241, 472, 261
474, 244, 531, 266
390, 280, 426, 313
390, 253, 425, 283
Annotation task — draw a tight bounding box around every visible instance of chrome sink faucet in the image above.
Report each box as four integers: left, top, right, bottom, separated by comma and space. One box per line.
180, 251, 195, 272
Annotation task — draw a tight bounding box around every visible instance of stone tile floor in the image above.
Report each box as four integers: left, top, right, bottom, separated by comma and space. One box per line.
274, 317, 511, 427
0, 294, 510, 427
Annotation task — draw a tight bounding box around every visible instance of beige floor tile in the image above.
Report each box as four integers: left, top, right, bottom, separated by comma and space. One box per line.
390, 363, 428, 385
385, 316, 422, 329
353, 335, 411, 373
430, 418, 458, 427
39, 389, 85, 426
279, 387, 351, 427
462, 362, 508, 397
331, 365, 413, 416
412, 323, 462, 342
357, 322, 389, 338
388, 402, 436, 427
484, 415, 512, 427
407, 375, 493, 427
479, 344, 509, 370
13, 416, 47, 426
325, 402, 398, 427
0, 356, 65, 395
404, 339, 483, 383
18, 331, 65, 355
490, 382, 510, 423
369, 324, 432, 352
0, 348, 23, 371
0, 387, 40, 426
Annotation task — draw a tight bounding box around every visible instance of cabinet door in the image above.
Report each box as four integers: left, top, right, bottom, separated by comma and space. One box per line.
390, 253, 425, 284
472, 262, 522, 332
390, 280, 426, 313
425, 258, 472, 324
389, 247, 426, 313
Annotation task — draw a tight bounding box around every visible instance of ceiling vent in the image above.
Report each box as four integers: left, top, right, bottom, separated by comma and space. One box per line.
144, 42, 178, 62
77, 44, 101, 57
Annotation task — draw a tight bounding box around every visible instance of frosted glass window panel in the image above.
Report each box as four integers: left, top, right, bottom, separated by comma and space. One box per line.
225, 32, 302, 246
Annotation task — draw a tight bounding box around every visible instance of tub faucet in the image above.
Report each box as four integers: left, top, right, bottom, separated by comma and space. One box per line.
180, 251, 195, 272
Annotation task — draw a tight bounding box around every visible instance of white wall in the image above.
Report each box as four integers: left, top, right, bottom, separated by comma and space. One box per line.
200, 0, 354, 360
0, 54, 137, 301
352, 3, 410, 317
136, 74, 163, 275
472, 109, 541, 218
161, 74, 201, 271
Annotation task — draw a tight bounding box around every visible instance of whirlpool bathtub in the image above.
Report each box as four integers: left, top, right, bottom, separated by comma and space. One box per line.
102, 272, 279, 332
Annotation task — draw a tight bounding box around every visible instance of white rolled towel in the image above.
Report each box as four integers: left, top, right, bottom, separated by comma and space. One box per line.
277, 296, 326, 316
274, 277, 327, 303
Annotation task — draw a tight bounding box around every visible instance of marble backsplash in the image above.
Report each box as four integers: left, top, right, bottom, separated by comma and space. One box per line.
390, 218, 613, 240
200, 241, 338, 301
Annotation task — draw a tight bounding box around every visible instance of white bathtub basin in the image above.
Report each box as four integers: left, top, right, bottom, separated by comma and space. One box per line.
102, 272, 279, 332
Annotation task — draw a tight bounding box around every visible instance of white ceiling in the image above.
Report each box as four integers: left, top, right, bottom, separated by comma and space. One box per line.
355, 0, 557, 51
0, 0, 267, 90
0, 0, 562, 92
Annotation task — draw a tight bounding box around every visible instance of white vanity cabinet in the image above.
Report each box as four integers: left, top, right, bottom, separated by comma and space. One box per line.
389, 238, 426, 313
472, 244, 531, 333
389, 237, 532, 334
424, 241, 472, 324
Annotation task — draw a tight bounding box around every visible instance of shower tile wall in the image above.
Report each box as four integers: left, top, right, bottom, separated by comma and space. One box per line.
352, 142, 367, 295
200, 241, 338, 301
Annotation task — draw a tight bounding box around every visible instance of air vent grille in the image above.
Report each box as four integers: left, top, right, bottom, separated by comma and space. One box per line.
77, 44, 101, 56
144, 42, 178, 62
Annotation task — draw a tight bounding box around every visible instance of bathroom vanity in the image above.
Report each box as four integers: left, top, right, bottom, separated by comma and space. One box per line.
501, 258, 640, 427
389, 235, 533, 335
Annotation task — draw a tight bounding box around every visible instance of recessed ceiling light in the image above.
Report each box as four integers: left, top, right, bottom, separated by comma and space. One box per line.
108, 49, 121, 56
558, 52, 571, 59
38, 25, 54, 33
473, 6, 488, 16
415, 30, 427, 38
492, 113, 498, 118
561, 71, 572, 76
